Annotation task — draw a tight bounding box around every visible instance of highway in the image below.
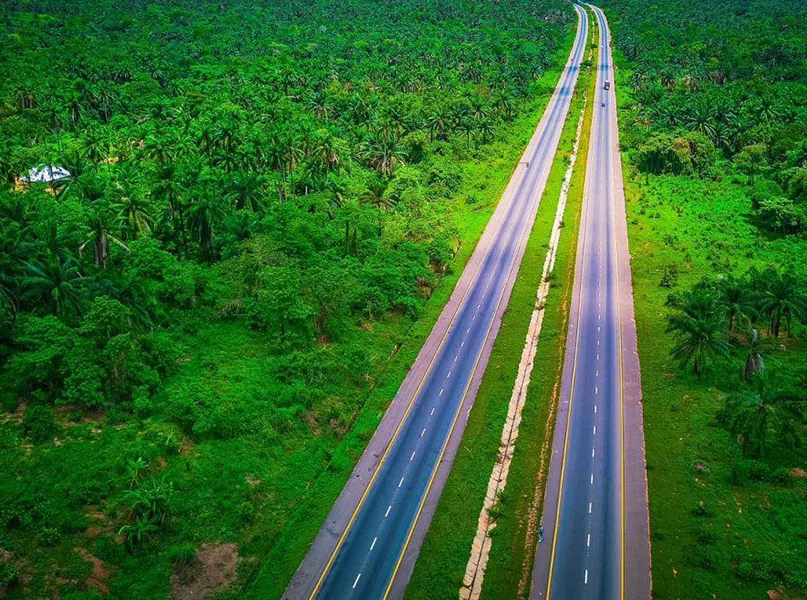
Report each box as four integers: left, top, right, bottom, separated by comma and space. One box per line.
531, 5, 651, 600
284, 7, 590, 600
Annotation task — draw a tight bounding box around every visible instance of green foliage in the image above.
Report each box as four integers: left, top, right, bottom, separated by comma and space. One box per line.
612, 0, 807, 235
36, 526, 61, 547
611, 1, 807, 595
1, 0, 575, 592
118, 475, 173, 549
636, 131, 716, 177
0, 562, 20, 588
22, 405, 58, 443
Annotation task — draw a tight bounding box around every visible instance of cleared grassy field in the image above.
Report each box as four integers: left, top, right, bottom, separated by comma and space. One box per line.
614, 52, 807, 599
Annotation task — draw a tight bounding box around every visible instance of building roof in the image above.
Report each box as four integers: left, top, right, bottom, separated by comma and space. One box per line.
21, 165, 71, 183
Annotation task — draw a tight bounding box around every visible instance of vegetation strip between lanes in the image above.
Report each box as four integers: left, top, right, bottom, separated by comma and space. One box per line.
460, 100, 587, 600
405, 24, 597, 599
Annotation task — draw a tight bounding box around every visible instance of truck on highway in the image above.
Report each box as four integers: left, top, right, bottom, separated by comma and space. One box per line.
604, 80, 611, 90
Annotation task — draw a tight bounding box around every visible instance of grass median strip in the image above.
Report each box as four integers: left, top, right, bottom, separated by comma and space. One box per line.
459, 100, 586, 600
405, 19, 597, 600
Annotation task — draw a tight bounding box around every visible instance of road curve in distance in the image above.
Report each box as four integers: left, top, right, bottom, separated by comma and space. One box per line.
282, 7, 590, 600
530, 4, 651, 600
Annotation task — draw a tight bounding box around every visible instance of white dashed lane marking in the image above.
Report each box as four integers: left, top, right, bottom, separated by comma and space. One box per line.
353, 574, 361, 589
385, 505, 392, 518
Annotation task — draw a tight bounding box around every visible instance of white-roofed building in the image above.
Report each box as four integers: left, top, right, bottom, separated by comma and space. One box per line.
21, 165, 71, 183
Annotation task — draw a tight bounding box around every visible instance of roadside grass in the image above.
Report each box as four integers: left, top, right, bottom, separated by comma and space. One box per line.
613, 51, 807, 599
406, 20, 597, 600
243, 27, 579, 599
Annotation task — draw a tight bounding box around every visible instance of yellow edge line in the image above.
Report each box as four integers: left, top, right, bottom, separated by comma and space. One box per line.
309, 133, 519, 600
589, 7, 626, 597
545, 6, 592, 600
383, 252, 513, 600
385, 11, 589, 595
312, 9, 587, 599
598, 6, 628, 599
382, 74, 571, 594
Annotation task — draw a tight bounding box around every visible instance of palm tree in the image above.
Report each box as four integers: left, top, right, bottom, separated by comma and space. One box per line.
666, 290, 729, 378
684, 105, 716, 140
751, 97, 782, 125
759, 272, 806, 338
719, 376, 804, 456
189, 195, 226, 258
361, 178, 393, 237
743, 328, 770, 380
281, 134, 306, 194
458, 116, 477, 149
309, 91, 332, 119
80, 199, 130, 268
311, 133, 341, 173
21, 256, 84, 320
359, 132, 407, 176
226, 171, 264, 213
478, 118, 495, 144
716, 277, 757, 334
427, 108, 448, 141
118, 194, 154, 240
152, 163, 187, 252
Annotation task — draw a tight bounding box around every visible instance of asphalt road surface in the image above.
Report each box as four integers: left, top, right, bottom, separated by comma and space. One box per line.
531, 5, 651, 600
284, 8, 590, 600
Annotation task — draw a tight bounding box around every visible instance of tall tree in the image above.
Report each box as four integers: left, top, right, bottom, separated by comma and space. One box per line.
666, 290, 730, 378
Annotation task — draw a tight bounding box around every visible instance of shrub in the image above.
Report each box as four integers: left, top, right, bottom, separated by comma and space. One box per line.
23, 405, 57, 443
659, 264, 679, 288
37, 527, 61, 547
0, 562, 19, 588
691, 501, 712, 517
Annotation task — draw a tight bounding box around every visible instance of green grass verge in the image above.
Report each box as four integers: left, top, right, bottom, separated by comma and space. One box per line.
612, 47, 807, 600
243, 27, 579, 600
405, 19, 597, 600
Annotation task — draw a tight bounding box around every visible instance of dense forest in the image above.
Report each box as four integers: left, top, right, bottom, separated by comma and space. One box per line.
607, 0, 807, 597
0, 0, 572, 596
